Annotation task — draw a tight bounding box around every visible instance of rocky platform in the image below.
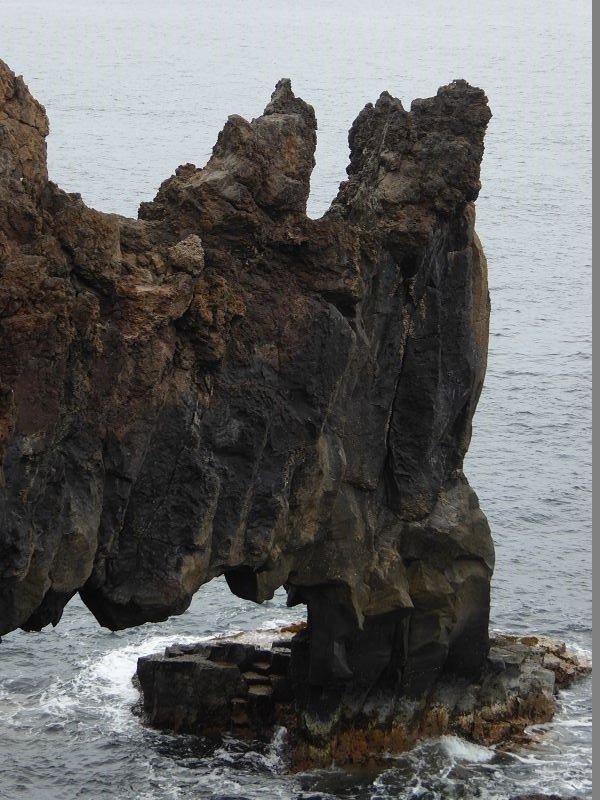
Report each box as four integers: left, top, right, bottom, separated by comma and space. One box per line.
136, 630, 591, 767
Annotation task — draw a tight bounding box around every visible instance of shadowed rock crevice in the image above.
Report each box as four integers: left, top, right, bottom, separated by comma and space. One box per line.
1, 60, 494, 738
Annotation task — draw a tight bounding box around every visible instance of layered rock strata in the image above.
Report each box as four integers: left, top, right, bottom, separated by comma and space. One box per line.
136, 631, 591, 766
1, 60, 494, 739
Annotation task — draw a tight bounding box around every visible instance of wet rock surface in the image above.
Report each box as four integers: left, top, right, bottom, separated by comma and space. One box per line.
136, 631, 591, 767
510, 795, 583, 800
137, 632, 296, 738
0, 59, 500, 748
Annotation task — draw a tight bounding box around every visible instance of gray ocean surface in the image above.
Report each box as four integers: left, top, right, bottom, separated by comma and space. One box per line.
0, 1, 592, 798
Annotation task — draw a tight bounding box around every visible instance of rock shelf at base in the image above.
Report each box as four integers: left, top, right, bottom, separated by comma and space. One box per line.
135, 629, 591, 768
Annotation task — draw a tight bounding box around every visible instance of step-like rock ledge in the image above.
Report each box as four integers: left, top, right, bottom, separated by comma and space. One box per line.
134, 628, 591, 768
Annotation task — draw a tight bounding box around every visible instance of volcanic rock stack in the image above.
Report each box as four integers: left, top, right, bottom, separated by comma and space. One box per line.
0, 60, 494, 746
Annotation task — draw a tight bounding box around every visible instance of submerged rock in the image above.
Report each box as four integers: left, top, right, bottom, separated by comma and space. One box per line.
510, 795, 583, 800
0, 60, 499, 748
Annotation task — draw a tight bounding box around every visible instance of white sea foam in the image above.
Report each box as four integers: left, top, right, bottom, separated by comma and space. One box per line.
553, 717, 592, 728
254, 726, 289, 773
438, 736, 495, 763
70, 633, 206, 727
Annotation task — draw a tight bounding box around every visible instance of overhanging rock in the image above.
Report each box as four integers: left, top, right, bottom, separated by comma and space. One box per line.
1, 61, 493, 721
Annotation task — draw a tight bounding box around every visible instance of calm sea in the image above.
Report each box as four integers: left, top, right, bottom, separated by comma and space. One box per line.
0, 1, 592, 798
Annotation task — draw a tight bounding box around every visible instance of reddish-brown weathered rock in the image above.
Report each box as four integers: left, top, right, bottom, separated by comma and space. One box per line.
0, 60, 494, 738
136, 630, 591, 767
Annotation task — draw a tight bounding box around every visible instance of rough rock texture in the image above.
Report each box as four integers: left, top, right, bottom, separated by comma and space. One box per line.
136, 631, 296, 737
136, 631, 591, 767
1, 59, 493, 728
510, 796, 582, 800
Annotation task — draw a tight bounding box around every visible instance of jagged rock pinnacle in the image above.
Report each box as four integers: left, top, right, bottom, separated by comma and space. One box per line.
0, 61, 493, 716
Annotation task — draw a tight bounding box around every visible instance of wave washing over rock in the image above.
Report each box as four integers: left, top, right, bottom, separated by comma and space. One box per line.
0, 60, 589, 771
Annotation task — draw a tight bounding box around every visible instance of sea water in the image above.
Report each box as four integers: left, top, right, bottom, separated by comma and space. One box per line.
0, 1, 592, 798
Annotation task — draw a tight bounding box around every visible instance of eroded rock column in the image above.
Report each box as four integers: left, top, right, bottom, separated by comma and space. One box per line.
0, 63, 493, 740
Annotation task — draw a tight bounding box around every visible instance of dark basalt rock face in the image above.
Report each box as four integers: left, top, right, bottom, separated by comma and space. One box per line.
0, 60, 493, 737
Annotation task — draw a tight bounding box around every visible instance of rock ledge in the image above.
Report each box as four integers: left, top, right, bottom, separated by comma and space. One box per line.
135, 631, 591, 767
